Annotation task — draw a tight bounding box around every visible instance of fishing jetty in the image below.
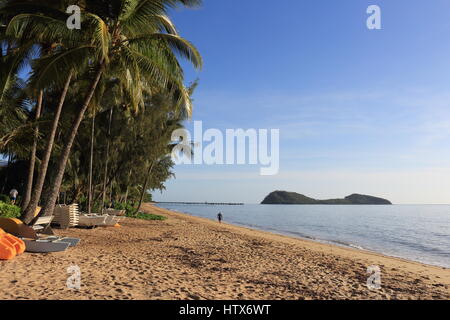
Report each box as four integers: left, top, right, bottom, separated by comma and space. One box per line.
156, 202, 244, 206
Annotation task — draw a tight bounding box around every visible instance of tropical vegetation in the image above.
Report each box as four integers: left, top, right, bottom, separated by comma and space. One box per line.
0, 201, 21, 218
0, 0, 202, 224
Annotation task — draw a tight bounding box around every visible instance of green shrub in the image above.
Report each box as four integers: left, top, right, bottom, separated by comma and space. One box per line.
0, 194, 10, 203
129, 212, 167, 221
0, 201, 21, 218
77, 198, 108, 213
112, 201, 166, 221
114, 202, 137, 216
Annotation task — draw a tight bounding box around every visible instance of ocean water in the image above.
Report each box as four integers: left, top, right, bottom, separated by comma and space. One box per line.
156, 204, 450, 268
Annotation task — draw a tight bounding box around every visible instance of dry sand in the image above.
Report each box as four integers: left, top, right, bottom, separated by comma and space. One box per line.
0, 203, 449, 300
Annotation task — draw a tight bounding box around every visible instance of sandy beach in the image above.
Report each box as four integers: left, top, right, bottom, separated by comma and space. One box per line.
0, 203, 448, 300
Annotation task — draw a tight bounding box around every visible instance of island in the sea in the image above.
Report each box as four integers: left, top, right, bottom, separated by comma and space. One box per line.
261, 191, 392, 205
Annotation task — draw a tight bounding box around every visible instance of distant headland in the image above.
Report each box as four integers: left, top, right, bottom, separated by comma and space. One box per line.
261, 191, 392, 205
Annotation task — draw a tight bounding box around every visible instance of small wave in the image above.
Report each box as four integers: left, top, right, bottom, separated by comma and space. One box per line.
348, 243, 365, 250
156, 204, 450, 268
263, 229, 367, 251
322, 239, 365, 251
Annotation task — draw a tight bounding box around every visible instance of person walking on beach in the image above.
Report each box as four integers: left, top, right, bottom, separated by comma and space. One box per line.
217, 212, 223, 223
9, 188, 18, 205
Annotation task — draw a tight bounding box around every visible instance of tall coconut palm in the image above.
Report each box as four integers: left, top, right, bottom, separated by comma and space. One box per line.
38, 0, 202, 217
21, 89, 42, 210
101, 106, 113, 212
2, 2, 78, 221
1, 0, 202, 219
87, 109, 95, 214
3, 1, 113, 222
1, 1, 67, 211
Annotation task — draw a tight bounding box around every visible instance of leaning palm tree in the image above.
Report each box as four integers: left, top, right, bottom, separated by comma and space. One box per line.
3, 0, 202, 221
21, 89, 41, 210
2, 1, 96, 222
38, 0, 202, 218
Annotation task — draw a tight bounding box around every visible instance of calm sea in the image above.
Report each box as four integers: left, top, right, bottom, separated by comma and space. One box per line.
156, 204, 450, 268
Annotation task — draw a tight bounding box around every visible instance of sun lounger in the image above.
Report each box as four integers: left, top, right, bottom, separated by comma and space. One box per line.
78, 213, 122, 227
21, 221, 81, 253
0, 217, 81, 253
22, 238, 71, 253
104, 209, 126, 216
32, 216, 54, 234
103, 215, 122, 226
40, 236, 80, 247
78, 214, 107, 227
53, 204, 80, 229
0, 216, 52, 239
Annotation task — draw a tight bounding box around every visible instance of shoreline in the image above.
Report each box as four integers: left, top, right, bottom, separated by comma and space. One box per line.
150, 205, 450, 277
154, 204, 450, 270
0, 203, 448, 300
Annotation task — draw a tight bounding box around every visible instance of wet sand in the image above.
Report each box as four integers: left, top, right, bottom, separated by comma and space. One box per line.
0, 203, 448, 300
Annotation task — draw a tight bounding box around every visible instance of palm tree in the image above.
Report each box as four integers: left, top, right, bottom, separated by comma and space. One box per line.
38, 0, 202, 217
1, 0, 202, 220
60, 87, 187, 207
2, 0, 115, 222
1, 1, 90, 222
101, 106, 113, 212
1, 2, 63, 211
21, 89, 42, 210
87, 109, 95, 214
135, 80, 197, 212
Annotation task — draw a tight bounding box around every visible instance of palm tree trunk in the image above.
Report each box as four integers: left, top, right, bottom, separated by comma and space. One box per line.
136, 161, 155, 213
2, 152, 11, 194
39, 64, 104, 217
109, 181, 113, 207
101, 108, 113, 213
22, 90, 43, 211
123, 168, 132, 203
22, 72, 73, 224
123, 188, 129, 203
87, 111, 95, 214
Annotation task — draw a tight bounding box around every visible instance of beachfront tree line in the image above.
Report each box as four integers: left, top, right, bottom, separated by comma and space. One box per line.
0, 0, 202, 223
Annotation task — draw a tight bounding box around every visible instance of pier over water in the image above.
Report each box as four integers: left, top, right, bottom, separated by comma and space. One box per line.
156, 202, 244, 206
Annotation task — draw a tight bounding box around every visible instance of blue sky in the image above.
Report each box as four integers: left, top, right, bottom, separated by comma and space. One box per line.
153, 0, 450, 204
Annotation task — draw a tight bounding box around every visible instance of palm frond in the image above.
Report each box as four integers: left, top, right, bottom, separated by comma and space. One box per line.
125, 33, 202, 70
